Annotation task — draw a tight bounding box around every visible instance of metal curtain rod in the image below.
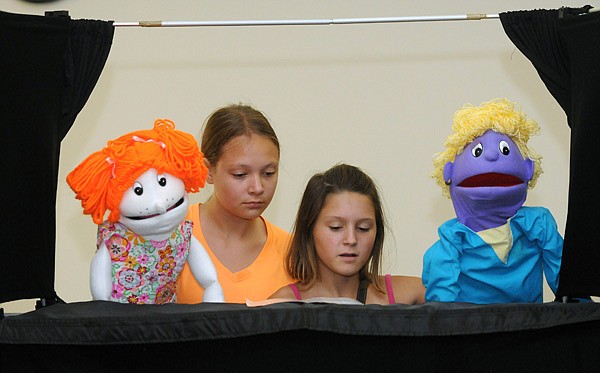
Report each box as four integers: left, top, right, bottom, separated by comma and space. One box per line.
112, 13, 499, 27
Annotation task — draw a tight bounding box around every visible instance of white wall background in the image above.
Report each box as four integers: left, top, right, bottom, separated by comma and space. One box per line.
2, 0, 587, 312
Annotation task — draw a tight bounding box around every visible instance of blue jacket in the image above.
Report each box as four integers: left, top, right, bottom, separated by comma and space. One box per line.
422, 206, 563, 304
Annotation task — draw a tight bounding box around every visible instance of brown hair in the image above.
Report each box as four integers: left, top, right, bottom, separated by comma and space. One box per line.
286, 163, 386, 292
201, 104, 280, 165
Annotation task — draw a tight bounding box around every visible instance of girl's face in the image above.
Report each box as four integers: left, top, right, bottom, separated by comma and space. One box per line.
207, 134, 279, 221
313, 191, 377, 279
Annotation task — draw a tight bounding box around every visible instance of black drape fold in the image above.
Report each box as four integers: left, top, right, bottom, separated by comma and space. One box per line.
0, 11, 114, 304
500, 9, 571, 117
500, 6, 600, 298
61, 18, 114, 139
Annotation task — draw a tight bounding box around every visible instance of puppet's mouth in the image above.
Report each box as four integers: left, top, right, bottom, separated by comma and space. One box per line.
126, 197, 184, 220
458, 172, 524, 187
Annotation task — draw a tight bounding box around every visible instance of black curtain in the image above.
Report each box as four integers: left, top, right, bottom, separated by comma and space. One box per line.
500, 6, 600, 298
0, 11, 114, 304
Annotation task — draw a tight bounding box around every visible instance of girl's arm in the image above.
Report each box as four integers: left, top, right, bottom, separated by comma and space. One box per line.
391, 275, 426, 305
268, 284, 296, 300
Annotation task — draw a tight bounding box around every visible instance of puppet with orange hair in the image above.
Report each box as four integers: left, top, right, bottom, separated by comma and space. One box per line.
67, 119, 223, 304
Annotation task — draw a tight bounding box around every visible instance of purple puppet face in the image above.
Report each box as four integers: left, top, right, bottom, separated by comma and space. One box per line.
443, 130, 534, 232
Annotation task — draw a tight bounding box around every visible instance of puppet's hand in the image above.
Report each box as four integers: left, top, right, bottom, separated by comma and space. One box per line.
188, 237, 225, 302
90, 243, 112, 301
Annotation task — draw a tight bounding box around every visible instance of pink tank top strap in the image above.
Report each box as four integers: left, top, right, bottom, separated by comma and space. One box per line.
288, 283, 302, 300
385, 274, 395, 304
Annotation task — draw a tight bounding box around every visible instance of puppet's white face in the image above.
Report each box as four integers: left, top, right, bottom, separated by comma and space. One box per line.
118, 168, 189, 239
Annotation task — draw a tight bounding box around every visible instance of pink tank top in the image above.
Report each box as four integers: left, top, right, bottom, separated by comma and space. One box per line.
288, 275, 396, 304
289, 283, 302, 300
384, 274, 396, 304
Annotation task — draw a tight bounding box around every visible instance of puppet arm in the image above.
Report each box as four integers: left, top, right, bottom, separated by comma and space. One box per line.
531, 207, 564, 294
90, 243, 112, 301
188, 236, 225, 302
422, 237, 462, 302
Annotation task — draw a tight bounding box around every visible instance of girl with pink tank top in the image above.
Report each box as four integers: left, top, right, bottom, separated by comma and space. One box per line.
269, 164, 425, 305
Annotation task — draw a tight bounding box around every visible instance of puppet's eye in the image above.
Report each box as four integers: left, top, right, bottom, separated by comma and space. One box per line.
471, 143, 483, 157
499, 140, 510, 156
157, 175, 167, 187
133, 182, 143, 196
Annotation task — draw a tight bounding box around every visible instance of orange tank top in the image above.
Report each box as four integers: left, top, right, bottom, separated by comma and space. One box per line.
176, 203, 293, 303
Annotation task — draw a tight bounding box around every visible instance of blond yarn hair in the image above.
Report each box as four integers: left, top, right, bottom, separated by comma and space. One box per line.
67, 119, 208, 224
432, 98, 542, 198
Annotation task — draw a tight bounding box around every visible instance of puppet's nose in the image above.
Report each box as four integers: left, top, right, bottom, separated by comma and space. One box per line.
484, 149, 499, 162
154, 200, 168, 214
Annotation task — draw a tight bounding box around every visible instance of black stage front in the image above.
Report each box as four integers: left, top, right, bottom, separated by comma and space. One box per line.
1, 301, 599, 372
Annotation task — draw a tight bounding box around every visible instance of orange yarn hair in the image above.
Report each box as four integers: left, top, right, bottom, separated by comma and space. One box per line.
67, 119, 208, 224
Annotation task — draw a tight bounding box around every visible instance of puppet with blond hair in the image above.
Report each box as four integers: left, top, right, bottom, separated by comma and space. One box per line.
67, 119, 223, 304
422, 99, 563, 304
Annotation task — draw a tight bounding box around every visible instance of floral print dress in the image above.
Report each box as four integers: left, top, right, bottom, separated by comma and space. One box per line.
96, 220, 192, 304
